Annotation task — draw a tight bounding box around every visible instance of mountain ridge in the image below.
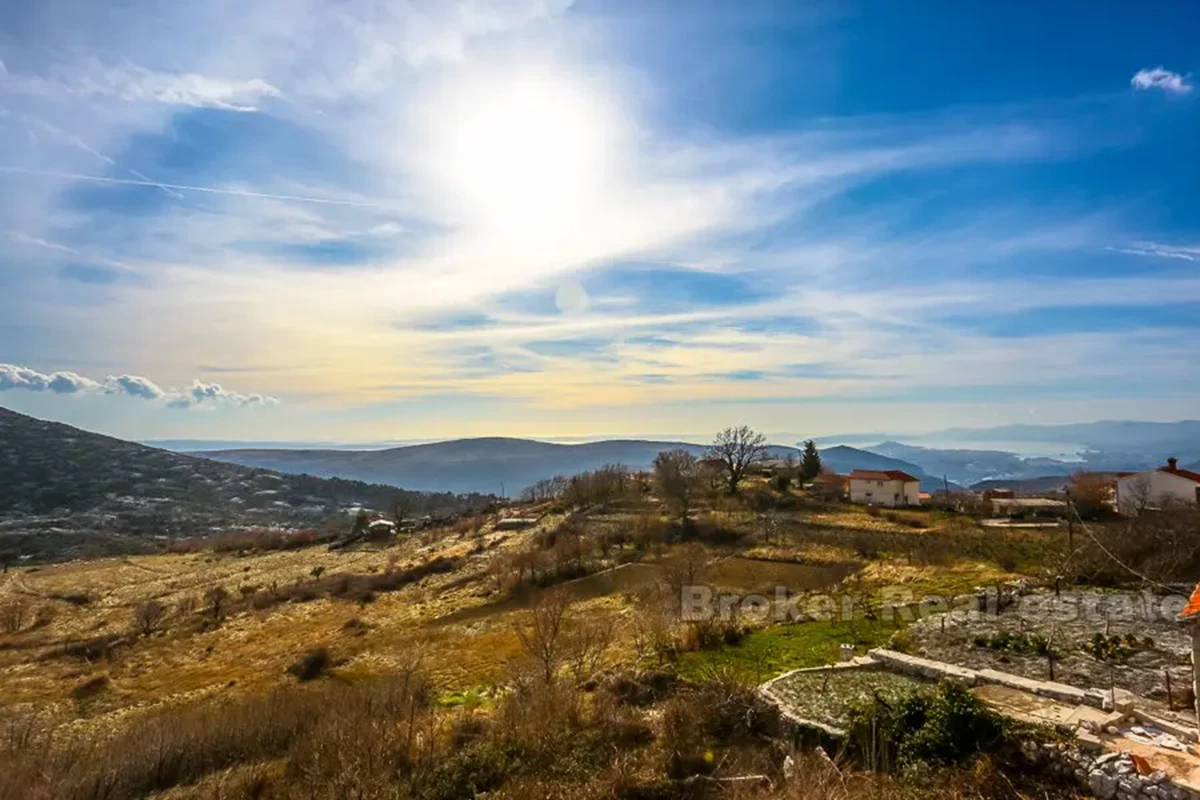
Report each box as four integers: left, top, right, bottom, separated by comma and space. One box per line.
195, 438, 935, 495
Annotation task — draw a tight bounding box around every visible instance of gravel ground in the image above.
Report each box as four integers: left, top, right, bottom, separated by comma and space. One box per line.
906, 590, 1196, 717
768, 668, 928, 728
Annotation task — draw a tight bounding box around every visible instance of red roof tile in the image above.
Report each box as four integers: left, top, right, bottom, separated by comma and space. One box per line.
1163, 466, 1200, 484
1179, 582, 1200, 622
1118, 467, 1200, 484
849, 469, 921, 483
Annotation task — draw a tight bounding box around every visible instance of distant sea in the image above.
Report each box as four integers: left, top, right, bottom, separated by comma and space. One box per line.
901, 438, 1088, 461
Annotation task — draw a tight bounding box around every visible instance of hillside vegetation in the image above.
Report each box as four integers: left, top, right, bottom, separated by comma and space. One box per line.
3, 417, 1196, 799
0, 406, 493, 561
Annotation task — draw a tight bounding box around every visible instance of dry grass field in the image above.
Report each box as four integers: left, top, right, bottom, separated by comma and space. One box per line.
0, 484, 1090, 800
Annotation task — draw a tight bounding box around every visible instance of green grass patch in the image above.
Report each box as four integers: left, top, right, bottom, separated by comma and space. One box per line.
436, 687, 490, 709
677, 617, 905, 683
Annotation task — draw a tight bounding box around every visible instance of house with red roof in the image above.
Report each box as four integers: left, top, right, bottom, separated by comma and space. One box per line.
1114, 457, 1200, 516
848, 469, 921, 507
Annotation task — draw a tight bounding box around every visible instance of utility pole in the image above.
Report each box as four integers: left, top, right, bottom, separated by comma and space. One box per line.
1067, 498, 1075, 555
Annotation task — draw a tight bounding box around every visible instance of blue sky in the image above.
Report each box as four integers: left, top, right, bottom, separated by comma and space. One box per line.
1, 0, 1198, 442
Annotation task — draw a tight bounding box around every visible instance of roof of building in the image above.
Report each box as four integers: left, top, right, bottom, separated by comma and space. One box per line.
1162, 466, 1200, 484
991, 498, 1067, 508
849, 469, 921, 483
1178, 582, 1200, 622
812, 472, 847, 484
1116, 460, 1200, 485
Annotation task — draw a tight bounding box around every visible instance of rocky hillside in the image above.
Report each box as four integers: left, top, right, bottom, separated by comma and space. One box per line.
0, 407, 492, 559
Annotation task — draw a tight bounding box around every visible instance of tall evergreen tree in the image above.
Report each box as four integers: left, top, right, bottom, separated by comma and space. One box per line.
799, 439, 822, 481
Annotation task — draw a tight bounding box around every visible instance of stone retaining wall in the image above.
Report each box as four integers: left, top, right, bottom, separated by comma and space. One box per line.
1020, 743, 1200, 800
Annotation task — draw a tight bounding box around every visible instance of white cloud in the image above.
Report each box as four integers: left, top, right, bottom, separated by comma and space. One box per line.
0, 364, 277, 408
1113, 242, 1200, 262
0, 364, 99, 394
179, 380, 279, 408
105, 373, 167, 400
9, 60, 281, 111
1131, 67, 1192, 94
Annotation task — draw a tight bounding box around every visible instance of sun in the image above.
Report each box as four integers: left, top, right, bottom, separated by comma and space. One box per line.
422, 67, 625, 243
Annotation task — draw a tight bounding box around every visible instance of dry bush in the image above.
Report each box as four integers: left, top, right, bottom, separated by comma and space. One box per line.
1068, 471, 1115, 520
71, 674, 109, 701
133, 599, 167, 636
42, 632, 126, 662
660, 543, 711, 618
176, 594, 200, 617
284, 663, 434, 799
0, 598, 30, 633
563, 616, 615, 684
0, 670, 432, 800
1075, 511, 1200, 585
260, 556, 461, 609
630, 595, 683, 665
205, 586, 231, 622
30, 605, 55, 630
661, 670, 781, 780
46, 591, 92, 606
287, 647, 332, 682
515, 588, 572, 685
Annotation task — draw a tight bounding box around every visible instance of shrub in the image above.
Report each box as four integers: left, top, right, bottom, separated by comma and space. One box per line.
0, 599, 30, 633
288, 647, 332, 681
845, 681, 1009, 771
133, 600, 167, 637
47, 592, 92, 607
71, 675, 109, 701
972, 632, 1058, 658
44, 633, 125, 662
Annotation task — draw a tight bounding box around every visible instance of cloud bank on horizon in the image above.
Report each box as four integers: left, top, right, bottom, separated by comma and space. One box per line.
0, 0, 1198, 440
0, 364, 278, 409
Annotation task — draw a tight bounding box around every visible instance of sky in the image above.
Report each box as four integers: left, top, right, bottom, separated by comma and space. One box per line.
1, 0, 1199, 443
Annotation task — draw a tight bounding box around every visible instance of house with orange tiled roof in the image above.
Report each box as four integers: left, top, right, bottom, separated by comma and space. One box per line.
808, 471, 849, 500
848, 469, 920, 507
1114, 457, 1200, 516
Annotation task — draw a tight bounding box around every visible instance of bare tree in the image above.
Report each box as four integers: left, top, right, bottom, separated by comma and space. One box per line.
0, 598, 30, 633
563, 617, 615, 684
1067, 472, 1114, 519
133, 599, 167, 637
708, 425, 768, 494
660, 543, 712, 619
515, 588, 572, 685
654, 449, 701, 526
391, 494, 412, 530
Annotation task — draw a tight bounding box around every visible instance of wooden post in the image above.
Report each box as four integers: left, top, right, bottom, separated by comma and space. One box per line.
1166, 669, 1174, 711
1067, 499, 1075, 554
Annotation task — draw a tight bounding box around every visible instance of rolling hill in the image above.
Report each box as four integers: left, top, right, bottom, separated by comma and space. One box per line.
195, 439, 936, 495
0, 406, 489, 559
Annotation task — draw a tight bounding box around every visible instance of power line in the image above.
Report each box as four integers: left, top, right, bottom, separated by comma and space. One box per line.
1068, 500, 1175, 593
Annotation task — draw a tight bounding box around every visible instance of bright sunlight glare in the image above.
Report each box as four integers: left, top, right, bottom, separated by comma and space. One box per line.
422, 67, 627, 245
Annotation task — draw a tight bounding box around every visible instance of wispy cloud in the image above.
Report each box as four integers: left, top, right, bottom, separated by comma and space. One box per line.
1112, 242, 1200, 262
0, 364, 277, 408
1, 0, 1198, 437
6, 60, 282, 111
1131, 67, 1192, 94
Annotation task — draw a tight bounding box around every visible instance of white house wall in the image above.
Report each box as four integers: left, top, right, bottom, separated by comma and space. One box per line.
1115, 471, 1199, 515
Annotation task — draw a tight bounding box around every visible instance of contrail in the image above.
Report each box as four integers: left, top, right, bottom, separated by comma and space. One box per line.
0, 166, 393, 209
